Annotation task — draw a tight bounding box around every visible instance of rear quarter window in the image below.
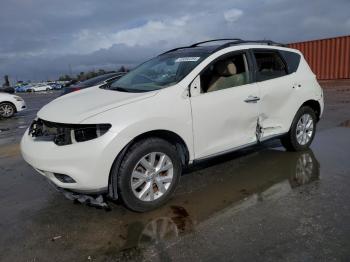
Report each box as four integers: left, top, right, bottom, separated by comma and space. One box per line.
279, 50, 301, 74
253, 51, 287, 81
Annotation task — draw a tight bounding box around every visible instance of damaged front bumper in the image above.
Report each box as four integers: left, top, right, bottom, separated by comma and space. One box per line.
20, 128, 114, 192
49, 181, 111, 210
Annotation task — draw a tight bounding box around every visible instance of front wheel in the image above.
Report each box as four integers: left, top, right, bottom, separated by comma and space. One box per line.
0, 102, 16, 118
114, 138, 182, 212
281, 106, 317, 151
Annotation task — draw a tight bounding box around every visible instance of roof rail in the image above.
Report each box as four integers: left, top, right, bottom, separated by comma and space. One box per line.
159, 46, 188, 55
159, 38, 287, 55
189, 38, 242, 47
214, 39, 287, 51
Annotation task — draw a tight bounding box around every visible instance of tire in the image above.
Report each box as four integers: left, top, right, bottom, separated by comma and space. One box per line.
114, 138, 182, 212
0, 102, 16, 118
281, 106, 317, 151
46, 88, 50, 91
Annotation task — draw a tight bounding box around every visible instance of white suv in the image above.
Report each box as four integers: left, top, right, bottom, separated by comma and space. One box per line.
21, 39, 324, 212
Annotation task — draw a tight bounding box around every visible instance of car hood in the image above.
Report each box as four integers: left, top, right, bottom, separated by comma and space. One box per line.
38, 87, 158, 123
0, 92, 15, 98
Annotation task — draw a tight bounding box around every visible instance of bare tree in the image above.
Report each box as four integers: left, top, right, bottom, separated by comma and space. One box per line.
118, 66, 127, 72
2, 75, 10, 87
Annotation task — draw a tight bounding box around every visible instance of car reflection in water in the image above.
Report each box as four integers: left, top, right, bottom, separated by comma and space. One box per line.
116, 148, 319, 258
23, 148, 320, 261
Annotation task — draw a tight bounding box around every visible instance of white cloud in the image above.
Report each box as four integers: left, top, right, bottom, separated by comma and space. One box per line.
68, 16, 190, 53
110, 16, 192, 47
224, 8, 243, 23
71, 29, 112, 53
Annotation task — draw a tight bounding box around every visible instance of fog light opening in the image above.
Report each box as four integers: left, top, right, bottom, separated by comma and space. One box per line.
54, 173, 76, 183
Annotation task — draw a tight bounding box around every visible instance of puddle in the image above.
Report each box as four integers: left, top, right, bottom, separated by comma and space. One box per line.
339, 120, 350, 128
112, 150, 319, 259
170, 205, 193, 233
15, 148, 320, 261
0, 143, 20, 158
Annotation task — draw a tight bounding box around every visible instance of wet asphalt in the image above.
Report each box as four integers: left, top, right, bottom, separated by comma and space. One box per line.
0, 86, 350, 262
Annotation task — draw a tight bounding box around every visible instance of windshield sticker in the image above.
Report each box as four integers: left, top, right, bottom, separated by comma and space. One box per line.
175, 57, 201, 62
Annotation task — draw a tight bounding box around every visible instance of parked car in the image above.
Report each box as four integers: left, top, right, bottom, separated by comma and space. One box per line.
21, 39, 324, 212
48, 83, 63, 90
0, 86, 15, 94
15, 84, 31, 93
0, 92, 26, 118
27, 83, 53, 92
61, 72, 126, 96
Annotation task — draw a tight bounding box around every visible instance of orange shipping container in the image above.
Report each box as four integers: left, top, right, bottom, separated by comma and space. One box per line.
288, 35, 350, 80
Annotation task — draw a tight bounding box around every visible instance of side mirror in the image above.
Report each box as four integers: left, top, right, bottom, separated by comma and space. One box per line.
189, 75, 201, 97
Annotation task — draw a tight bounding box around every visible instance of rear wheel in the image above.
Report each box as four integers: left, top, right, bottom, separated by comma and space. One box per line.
114, 138, 182, 212
281, 106, 317, 151
0, 102, 16, 118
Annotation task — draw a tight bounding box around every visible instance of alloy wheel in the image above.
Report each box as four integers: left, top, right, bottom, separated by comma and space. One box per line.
0, 104, 14, 118
296, 113, 314, 145
131, 152, 174, 202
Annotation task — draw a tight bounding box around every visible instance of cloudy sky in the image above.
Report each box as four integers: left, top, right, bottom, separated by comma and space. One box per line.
1, 0, 349, 82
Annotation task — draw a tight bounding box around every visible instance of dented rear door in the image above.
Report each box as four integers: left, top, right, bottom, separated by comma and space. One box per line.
252, 49, 299, 140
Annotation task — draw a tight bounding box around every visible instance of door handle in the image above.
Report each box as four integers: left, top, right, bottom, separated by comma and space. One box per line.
244, 96, 260, 103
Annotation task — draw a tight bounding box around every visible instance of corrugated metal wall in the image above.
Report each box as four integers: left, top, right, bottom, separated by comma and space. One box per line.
288, 35, 350, 80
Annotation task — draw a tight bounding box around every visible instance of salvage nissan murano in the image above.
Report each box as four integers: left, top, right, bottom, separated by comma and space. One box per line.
21, 39, 324, 212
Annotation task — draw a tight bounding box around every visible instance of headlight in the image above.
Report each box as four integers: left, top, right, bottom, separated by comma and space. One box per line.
14, 96, 23, 101
29, 119, 111, 146
71, 124, 111, 143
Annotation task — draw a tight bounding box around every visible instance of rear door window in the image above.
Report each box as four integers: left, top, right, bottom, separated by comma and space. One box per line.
253, 51, 287, 81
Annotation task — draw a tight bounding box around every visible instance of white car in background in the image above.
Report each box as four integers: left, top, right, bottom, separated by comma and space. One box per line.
27, 83, 53, 92
0, 92, 26, 118
21, 39, 324, 212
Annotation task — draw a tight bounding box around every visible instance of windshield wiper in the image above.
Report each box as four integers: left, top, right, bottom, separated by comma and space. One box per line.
114, 87, 132, 92
112, 86, 150, 93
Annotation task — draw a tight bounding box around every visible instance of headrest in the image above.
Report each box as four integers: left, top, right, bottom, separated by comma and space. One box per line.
215, 60, 237, 76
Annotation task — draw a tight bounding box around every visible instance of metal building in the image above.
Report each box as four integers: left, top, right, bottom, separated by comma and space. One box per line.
288, 35, 350, 80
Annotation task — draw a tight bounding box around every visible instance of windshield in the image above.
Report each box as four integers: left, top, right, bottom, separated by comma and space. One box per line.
110, 54, 206, 92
